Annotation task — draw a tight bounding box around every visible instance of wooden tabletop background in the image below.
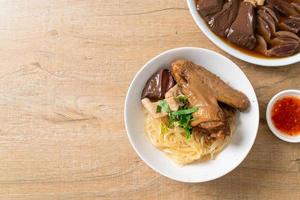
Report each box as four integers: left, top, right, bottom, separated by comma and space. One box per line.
0, 0, 299, 199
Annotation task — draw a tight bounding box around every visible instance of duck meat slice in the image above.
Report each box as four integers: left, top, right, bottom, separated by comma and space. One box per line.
292, 2, 300, 13
208, 0, 239, 37
270, 37, 299, 47
256, 15, 272, 41
266, 42, 300, 57
267, 0, 298, 16
278, 17, 300, 33
227, 2, 257, 50
261, 6, 279, 23
255, 34, 268, 55
258, 8, 276, 34
275, 31, 300, 42
197, 0, 224, 21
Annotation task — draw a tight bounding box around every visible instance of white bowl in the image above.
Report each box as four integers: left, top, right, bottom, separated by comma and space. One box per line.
266, 89, 300, 143
187, 0, 300, 67
124, 47, 259, 182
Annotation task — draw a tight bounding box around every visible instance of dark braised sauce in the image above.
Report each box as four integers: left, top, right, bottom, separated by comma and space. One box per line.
271, 96, 300, 136
218, 36, 272, 59
195, 0, 300, 58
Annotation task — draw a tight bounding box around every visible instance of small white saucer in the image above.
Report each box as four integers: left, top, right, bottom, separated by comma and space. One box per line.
266, 89, 300, 143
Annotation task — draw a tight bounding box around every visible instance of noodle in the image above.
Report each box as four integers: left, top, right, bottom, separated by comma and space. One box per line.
144, 112, 236, 165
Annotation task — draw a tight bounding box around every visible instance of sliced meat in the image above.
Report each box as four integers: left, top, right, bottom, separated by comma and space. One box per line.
165, 97, 179, 111
227, 2, 257, 50
270, 37, 299, 47
193, 103, 236, 142
290, 14, 300, 20
266, 42, 300, 57
142, 98, 168, 118
261, 6, 279, 23
292, 2, 300, 12
197, 0, 224, 20
275, 31, 300, 42
256, 15, 272, 41
267, 0, 298, 16
164, 84, 181, 99
193, 124, 227, 142
279, 17, 300, 33
208, 0, 240, 37
258, 8, 276, 34
141, 69, 175, 101
255, 34, 268, 55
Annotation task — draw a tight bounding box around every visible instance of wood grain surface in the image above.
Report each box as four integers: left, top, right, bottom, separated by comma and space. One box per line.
0, 0, 299, 199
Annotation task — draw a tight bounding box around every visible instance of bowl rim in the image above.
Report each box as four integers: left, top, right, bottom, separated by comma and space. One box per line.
186, 0, 300, 67
266, 89, 300, 143
124, 47, 260, 182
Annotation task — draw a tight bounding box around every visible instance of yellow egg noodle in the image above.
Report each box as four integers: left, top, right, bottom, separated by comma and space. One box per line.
144, 112, 236, 165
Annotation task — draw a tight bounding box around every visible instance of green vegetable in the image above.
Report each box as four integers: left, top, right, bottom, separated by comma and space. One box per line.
176, 114, 194, 140
176, 95, 188, 103
184, 128, 192, 139
158, 99, 198, 139
156, 105, 162, 113
172, 107, 198, 116
158, 100, 171, 113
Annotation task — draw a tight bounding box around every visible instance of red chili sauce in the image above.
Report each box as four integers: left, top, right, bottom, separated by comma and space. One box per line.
271, 96, 300, 136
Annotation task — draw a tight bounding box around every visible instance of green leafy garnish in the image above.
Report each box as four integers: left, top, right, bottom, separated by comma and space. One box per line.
184, 128, 192, 139
158, 98, 198, 139
158, 100, 170, 113
176, 95, 188, 103
156, 105, 162, 113
172, 107, 198, 116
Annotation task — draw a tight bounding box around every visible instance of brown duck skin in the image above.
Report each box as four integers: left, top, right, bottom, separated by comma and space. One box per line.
170, 60, 250, 113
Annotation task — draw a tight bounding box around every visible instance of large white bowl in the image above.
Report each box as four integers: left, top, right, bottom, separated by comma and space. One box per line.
187, 0, 300, 67
124, 47, 259, 182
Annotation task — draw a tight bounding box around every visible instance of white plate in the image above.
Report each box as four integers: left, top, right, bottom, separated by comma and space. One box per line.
186, 0, 300, 67
266, 89, 300, 143
124, 47, 259, 182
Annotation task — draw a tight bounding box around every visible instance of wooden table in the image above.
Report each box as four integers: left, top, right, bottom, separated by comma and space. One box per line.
0, 1, 299, 199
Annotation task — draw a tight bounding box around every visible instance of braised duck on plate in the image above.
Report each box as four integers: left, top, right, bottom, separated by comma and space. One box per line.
141, 59, 250, 165
196, 0, 300, 57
